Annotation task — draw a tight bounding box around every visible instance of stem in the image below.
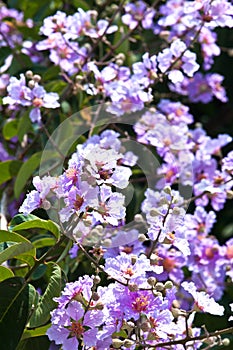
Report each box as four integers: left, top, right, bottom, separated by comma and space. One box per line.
140, 326, 233, 348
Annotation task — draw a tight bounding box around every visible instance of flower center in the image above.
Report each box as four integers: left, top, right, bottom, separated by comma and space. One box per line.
132, 295, 149, 312
69, 321, 84, 338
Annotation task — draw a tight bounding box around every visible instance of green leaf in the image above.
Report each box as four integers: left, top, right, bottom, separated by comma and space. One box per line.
14, 152, 42, 198
16, 335, 50, 350
18, 113, 33, 143
9, 214, 40, 232
32, 237, 56, 249
0, 160, 22, 185
0, 230, 35, 267
0, 266, 14, 282
28, 263, 62, 328
0, 277, 30, 350
3, 119, 18, 140
113, 25, 129, 55
13, 219, 61, 241
21, 324, 50, 341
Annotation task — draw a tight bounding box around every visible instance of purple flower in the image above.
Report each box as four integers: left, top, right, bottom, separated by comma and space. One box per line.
122, 1, 156, 30
105, 77, 153, 116
185, 206, 216, 239
29, 85, 60, 123
158, 99, 193, 124
157, 39, 199, 83
47, 300, 105, 349
181, 281, 224, 315
104, 252, 163, 285
222, 151, 233, 175
133, 52, 157, 87
3, 74, 60, 123
59, 182, 98, 222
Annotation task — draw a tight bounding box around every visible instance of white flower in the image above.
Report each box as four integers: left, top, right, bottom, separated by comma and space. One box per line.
182, 281, 224, 316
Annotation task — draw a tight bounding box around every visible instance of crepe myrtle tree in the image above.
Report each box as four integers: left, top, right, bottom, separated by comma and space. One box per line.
0, 1, 233, 349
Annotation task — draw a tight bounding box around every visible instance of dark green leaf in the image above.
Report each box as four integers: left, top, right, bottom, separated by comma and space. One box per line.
0, 230, 35, 267
0, 266, 14, 282
20, 324, 50, 341
0, 277, 30, 350
13, 219, 61, 241
0, 160, 22, 185
9, 214, 40, 232
18, 113, 33, 143
28, 263, 62, 327
14, 152, 42, 198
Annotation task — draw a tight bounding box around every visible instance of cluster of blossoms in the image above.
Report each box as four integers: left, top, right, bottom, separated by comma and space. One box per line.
47, 273, 222, 349
2, 72, 60, 123
20, 130, 137, 245
36, 8, 117, 75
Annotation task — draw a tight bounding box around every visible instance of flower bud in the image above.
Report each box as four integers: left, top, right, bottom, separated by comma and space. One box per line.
163, 186, 172, 194
147, 276, 156, 286
124, 339, 135, 348
28, 80, 35, 88
112, 339, 123, 348
150, 208, 162, 217
164, 281, 173, 289
102, 238, 112, 247
92, 292, 100, 301
172, 207, 181, 215
141, 321, 151, 332
128, 283, 138, 292
93, 275, 101, 284
131, 255, 137, 265
227, 190, 233, 199
134, 214, 144, 222
155, 282, 164, 291
222, 338, 230, 346
150, 253, 158, 264
33, 74, 41, 82
95, 301, 104, 310
25, 70, 33, 78
138, 234, 147, 242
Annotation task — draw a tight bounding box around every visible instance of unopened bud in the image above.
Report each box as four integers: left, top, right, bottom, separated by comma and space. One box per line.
163, 186, 172, 194
28, 80, 35, 88
128, 283, 138, 292
222, 338, 230, 346
75, 75, 83, 82
141, 321, 151, 332
171, 307, 181, 318
227, 190, 233, 199
155, 282, 164, 291
138, 234, 147, 242
164, 281, 173, 289
131, 255, 137, 265
172, 300, 180, 308
112, 339, 123, 348
153, 291, 162, 297
25, 70, 33, 78
102, 238, 112, 247
92, 292, 100, 301
33, 74, 41, 82
124, 339, 135, 348
134, 214, 144, 222
150, 253, 158, 264
93, 275, 101, 284
147, 276, 156, 286
172, 207, 181, 215
150, 208, 162, 217
95, 301, 104, 310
